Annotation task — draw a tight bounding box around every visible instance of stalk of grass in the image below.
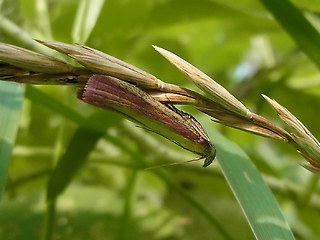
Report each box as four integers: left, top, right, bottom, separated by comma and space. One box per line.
42, 200, 56, 240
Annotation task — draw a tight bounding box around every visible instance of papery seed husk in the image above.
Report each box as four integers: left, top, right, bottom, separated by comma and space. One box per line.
0, 43, 73, 73
263, 94, 320, 167
153, 45, 252, 119
38, 40, 193, 95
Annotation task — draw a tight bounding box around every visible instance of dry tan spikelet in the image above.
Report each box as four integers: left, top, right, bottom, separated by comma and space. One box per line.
37, 40, 188, 94
263, 94, 320, 172
0, 42, 73, 73
153, 45, 252, 119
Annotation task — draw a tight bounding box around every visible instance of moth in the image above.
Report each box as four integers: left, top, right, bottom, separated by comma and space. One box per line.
78, 74, 216, 167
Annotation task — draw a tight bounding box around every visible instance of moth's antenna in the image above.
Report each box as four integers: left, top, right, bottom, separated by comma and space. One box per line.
144, 157, 204, 170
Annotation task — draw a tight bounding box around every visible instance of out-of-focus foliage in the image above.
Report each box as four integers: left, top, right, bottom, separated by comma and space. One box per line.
0, 82, 24, 199
0, 0, 320, 240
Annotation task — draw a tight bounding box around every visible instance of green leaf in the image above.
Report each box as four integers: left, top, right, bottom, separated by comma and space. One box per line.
46, 109, 121, 201
72, 0, 105, 44
207, 128, 295, 240
258, 0, 320, 68
0, 82, 24, 199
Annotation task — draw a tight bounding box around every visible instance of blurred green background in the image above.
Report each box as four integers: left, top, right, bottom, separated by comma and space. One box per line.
1, 0, 320, 239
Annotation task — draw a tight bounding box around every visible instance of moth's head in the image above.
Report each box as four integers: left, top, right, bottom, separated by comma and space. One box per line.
202, 143, 216, 167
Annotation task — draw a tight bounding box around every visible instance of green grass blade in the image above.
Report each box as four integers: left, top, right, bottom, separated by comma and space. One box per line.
258, 0, 320, 68
46, 109, 121, 201
0, 82, 24, 199
207, 128, 295, 240
72, 0, 105, 44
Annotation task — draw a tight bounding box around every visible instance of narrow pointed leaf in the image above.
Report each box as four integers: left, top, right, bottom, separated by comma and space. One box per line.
38, 40, 161, 88
0, 43, 73, 73
38, 41, 186, 94
263, 94, 320, 172
153, 45, 252, 118
207, 127, 295, 240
